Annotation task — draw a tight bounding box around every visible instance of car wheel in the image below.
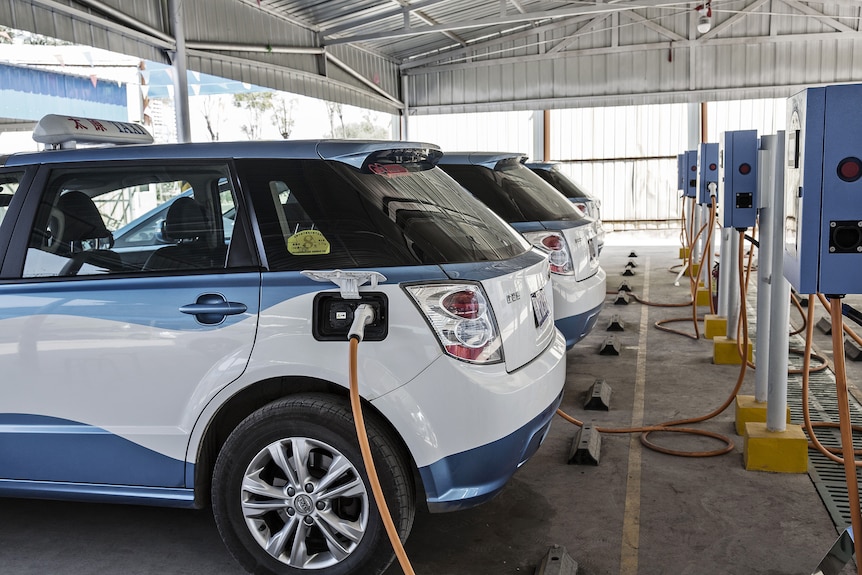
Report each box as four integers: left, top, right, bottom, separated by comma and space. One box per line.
212, 393, 415, 575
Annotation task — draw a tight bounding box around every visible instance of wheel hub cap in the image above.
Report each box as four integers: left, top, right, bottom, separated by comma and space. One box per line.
294, 493, 314, 515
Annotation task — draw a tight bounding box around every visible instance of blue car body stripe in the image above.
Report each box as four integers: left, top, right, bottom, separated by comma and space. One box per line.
0, 479, 196, 508
555, 301, 604, 349
0, 273, 260, 330
438, 250, 546, 282
510, 220, 592, 234
0, 414, 187, 488
259, 265, 448, 310
417, 390, 563, 513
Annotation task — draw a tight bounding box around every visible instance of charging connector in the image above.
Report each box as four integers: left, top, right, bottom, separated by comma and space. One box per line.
312, 292, 388, 342
349, 304, 376, 342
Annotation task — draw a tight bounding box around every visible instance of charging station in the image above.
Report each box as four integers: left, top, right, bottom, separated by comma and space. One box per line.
783, 83, 862, 574
720, 130, 758, 230
697, 143, 719, 206
710, 131, 758, 359
691, 143, 718, 303
784, 83, 862, 295
678, 150, 699, 263
684, 150, 699, 199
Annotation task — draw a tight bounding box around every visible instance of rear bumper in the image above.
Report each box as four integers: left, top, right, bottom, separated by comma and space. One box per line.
556, 300, 604, 348
418, 389, 563, 512
371, 329, 566, 514
551, 266, 606, 348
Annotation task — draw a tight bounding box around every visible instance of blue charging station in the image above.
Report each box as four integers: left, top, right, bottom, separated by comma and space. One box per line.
677, 153, 686, 193
719, 130, 758, 229
684, 150, 698, 198
784, 83, 862, 295
697, 143, 719, 205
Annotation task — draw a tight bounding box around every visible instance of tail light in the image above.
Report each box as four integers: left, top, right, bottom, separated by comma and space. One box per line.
571, 203, 588, 215
523, 231, 574, 275
404, 283, 503, 364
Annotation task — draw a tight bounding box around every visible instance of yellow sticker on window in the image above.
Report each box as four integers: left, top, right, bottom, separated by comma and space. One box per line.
287, 229, 330, 255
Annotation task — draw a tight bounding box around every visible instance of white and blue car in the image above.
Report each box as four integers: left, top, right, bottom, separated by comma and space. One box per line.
438, 152, 607, 349
0, 116, 566, 575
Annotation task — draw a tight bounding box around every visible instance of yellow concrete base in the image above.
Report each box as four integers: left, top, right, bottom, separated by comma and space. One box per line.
713, 336, 753, 364
734, 395, 792, 436
704, 314, 727, 340
696, 287, 712, 307
744, 422, 808, 473
679, 246, 690, 259
688, 262, 701, 279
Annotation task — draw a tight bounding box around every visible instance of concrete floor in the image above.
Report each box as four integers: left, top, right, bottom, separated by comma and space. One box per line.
0, 231, 857, 575
389, 232, 856, 575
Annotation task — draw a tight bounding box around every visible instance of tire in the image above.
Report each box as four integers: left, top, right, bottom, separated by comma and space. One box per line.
212, 393, 415, 575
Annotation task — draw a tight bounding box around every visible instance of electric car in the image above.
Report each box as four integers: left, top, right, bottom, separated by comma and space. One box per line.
438, 152, 607, 349
525, 161, 606, 253
0, 115, 567, 575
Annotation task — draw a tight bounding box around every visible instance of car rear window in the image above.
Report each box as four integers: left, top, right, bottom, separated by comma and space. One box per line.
440, 158, 584, 223
237, 158, 530, 270
531, 168, 589, 199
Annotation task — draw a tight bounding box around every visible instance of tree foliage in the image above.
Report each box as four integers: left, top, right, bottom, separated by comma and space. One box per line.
200, 96, 224, 141
326, 110, 389, 140
273, 95, 297, 139
232, 92, 274, 140
0, 25, 70, 45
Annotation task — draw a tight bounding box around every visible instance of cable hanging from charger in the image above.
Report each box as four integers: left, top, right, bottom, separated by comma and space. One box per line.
347, 304, 417, 575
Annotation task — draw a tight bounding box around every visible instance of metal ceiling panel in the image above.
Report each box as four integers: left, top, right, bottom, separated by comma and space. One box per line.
3, 0, 862, 117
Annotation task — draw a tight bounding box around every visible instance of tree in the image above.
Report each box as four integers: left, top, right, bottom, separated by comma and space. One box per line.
200, 95, 224, 141
273, 95, 297, 139
233, 92, 274, 140
326, 110, 390, 140
325, 102, 345, 138
0, 25, 70, 45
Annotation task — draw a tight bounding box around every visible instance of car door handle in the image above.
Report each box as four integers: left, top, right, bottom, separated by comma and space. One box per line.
179, 294, 248, 325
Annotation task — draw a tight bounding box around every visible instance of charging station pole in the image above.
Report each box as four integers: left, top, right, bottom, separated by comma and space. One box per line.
724, 231, 740, 339
717, 228, 731, 317
755, 136, 774, 406
762, 133, 789, 429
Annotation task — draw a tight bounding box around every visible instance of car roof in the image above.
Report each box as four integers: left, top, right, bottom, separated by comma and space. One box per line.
1, 139, 442, 168
436, 151, 527, 169
523, 162, 560, 171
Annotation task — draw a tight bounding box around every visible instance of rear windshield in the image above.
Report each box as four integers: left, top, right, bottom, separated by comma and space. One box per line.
237, 158, 530, 270
439, 158, 584, 223
531, 168, 589, 199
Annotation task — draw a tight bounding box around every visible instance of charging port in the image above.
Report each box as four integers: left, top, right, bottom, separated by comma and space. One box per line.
312, 292, 388, 341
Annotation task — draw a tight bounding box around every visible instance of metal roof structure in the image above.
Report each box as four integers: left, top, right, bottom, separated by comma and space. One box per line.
2, 0, 862, 117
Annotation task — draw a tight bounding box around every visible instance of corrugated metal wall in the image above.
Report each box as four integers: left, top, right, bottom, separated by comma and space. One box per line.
411, 99, 787, 228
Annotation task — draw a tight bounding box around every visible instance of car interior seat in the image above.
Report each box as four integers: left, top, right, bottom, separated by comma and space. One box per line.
143, 196, 226, 271
51, 190, 123, 275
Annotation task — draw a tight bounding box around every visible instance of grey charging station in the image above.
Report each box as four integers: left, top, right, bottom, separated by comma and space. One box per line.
784, 83, 862, 295
720, 130, 758, 230
697, 143, 719, 205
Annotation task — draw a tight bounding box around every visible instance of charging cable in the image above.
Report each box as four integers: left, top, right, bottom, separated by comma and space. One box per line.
348, 304, 417, 575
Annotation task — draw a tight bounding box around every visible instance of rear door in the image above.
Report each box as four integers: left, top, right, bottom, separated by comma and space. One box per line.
0, 160, 260, 491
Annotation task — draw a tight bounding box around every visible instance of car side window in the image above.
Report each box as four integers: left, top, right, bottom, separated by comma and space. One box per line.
22, 164, 238, 278
0, 171, 23, 229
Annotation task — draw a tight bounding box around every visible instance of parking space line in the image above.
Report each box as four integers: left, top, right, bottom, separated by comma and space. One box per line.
620, 257, 649, 575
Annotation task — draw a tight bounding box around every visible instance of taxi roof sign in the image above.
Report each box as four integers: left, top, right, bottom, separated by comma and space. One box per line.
33, 114, 153, 148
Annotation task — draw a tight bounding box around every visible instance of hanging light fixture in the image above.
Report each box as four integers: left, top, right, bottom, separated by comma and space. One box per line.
695, 2, 712, 34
